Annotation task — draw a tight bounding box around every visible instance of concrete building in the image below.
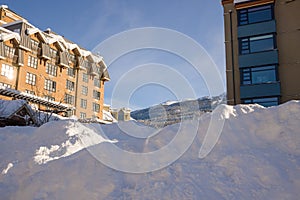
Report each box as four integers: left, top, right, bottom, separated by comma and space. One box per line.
0, 5, 110, 119
222, 0, 300, 106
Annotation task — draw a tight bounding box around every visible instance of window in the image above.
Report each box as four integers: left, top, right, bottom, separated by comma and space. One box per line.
241, 65, 277, 85
44, 79, 56, 92
4, 45, 15, 59
242, 97, 279, 107
28, 55, 38, 69
31, 39, 39, 51
1, 64, 13, 79
44, 95, 55, 101
49, 48, 57, 59
239, 34, 275, 55
92, 102, 100, 112
69, 54, 76, 63
94, 78, 100, 88
80, 112, 86, 119
238, 4, 274, 26
82, 73, 88, 83
64, 94, 74, 105
66, 80, 75, 91
81, 85, 88, 96
93, 90, 100, 100
67, 67, 75, 77
0, 82, 12, 88
46, 63, 57, 76
80, 99, 87, 109
25, 90, 35, 95
26, 72, 36, 85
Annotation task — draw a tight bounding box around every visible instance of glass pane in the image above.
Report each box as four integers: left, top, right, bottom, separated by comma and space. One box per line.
250, 36, 274, 53
252, 69, 276, 84
248, 6, 272, 23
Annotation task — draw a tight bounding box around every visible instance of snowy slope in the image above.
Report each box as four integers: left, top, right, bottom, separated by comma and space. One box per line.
0, 101, 300, 199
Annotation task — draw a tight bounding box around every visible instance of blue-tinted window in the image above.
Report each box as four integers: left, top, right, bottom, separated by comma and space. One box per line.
242, 97, 279, 107
239, 34, 275, 55
238, 4, 274, 26
241, 65, 278, 85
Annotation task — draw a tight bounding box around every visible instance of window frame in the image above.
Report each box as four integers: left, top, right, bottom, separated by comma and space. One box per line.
81, 85, 88, 96
46, 63, 58, 77
242, 97, 279, 107
240, 64, 278, 85
66, 79, 75, 91
44, 79, 56, 92
80, 99, 87, 109
28, 55, 38, 69
25, 72, 36, 86
93, 90, 101, 100
1, 64, 14, 79
238, 4, 274, 26
92, 102, 100, 113
239, 33, 276, 55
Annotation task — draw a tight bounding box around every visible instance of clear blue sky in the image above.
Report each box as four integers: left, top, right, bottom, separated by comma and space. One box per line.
1, 0, 225, 109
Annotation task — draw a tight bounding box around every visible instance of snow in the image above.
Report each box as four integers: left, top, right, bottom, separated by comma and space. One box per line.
234, 0, 251, 3
0, 99, 28, 118
0, 101, 299, 199
1, 163, 13, 175
102, 110, 117, 123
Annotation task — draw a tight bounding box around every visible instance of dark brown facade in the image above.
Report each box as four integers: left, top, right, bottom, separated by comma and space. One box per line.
222, 0, 300, 106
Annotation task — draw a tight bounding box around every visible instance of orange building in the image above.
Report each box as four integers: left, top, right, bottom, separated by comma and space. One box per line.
0, 5, 110, 120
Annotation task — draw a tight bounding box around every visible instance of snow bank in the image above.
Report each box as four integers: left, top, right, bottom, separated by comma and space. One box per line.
0, 101, 299, 199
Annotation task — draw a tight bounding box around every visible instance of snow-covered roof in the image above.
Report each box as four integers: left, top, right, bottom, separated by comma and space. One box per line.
0, 99, 28, 118
0, 27, 20, 42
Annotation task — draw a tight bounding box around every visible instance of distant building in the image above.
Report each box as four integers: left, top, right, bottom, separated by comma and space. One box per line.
221, 0, 300, 106
0, 5, 110, 119
111, 108, 131, 121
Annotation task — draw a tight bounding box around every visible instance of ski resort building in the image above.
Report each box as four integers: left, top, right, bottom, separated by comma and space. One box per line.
0, 5, 110, 120
222, 0, 300, 106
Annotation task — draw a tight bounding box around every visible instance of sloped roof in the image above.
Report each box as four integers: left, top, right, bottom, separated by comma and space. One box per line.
0, 99, 32, 118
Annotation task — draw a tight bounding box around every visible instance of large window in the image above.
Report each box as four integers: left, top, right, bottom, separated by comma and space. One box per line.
242, 97, 279, 107
64, 94, 75, 105
80, 99, 87, 109
92, 102, 100, 112
46, 63, 57, 76
68, 67, 75, 77
4, 45, 15, 59
94, 78, 100, 88
26, 72, 36, 85
28, 55, 38, 69
93, 90, 100, 100
239, 34, 275, 55
49, 48, 57, 59
238, 4, 274, 26
31, 39, 39, 51
241, 65, 277, 85
44, 79, 56, 92
81, 85, 88, 96
80, 112, 86, 119
82, 73, 88, 83
1, 64, 13, 79
66, 80, 75, 91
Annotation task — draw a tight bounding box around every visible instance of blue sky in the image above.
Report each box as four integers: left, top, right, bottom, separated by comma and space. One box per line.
1, 0, 225, 109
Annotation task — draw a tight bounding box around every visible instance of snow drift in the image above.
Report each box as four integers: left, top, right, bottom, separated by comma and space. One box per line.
0, 101, 300, 199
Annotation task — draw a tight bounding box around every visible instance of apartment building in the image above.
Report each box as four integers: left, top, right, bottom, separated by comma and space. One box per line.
222, 0, 300, 106
0, 5, 110, 119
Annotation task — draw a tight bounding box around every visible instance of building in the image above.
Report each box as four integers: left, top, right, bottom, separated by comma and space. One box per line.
0, 5, 110, 120
111, 108, 131, 121
222, 0, 300, 106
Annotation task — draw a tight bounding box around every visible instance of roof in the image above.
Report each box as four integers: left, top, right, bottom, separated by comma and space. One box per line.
0, 99, 31, 118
